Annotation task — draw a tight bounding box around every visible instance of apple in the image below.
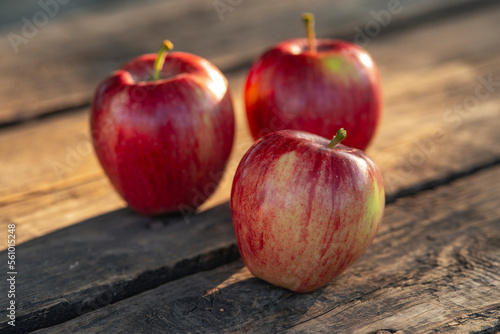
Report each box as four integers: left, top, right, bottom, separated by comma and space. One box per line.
91, 41, 235, 216
244, 13, 382, 150
231, 128, 385, 293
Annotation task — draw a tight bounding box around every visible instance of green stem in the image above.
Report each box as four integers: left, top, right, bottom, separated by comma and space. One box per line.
302, 12, 317, 53
328, 128, 347, 148
153, 40, 174, 81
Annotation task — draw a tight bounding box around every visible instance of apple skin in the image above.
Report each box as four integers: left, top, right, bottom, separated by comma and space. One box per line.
91, 52, 235, 216
245, 38, 382, 150
230, 130, 385, 293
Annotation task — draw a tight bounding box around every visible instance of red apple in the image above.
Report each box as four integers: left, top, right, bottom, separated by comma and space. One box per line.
245, 13, 382, 150
91, 41, 235, 216
231, 129, 385, 293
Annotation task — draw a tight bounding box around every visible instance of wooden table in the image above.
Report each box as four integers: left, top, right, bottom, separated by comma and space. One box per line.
1, 0, 499, 332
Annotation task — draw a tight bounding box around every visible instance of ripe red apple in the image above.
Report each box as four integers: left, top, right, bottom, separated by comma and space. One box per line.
91, 41, 235, 216
231, 129, 385, 293
245, 13, 382, 150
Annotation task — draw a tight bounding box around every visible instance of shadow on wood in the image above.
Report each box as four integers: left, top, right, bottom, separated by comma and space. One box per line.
0, 202, 240, 333
34, 166, 500, 333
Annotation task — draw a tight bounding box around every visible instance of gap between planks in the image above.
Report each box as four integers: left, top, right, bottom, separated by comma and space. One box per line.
2, 154, 500, 334
0, 3, 500, 332
1, 1, 500, 248
28, 161, 500, 334
2, 55, 500, 246
0, 0, 495, 127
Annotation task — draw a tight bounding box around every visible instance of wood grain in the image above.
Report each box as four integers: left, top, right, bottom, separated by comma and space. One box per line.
0, 0, 487, 125
32, 164, 500, 334
0, 74, 248, 246
2, 3, 500, 247
0, 202, 239, 333
1, 3, 500, 332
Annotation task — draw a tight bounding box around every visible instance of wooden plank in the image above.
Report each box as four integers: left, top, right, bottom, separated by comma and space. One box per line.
0, 0, 488, 125
0, 0, 128, 27
1, 5, 500, 331
357, 1, 500, 197
2, 78, 500, 330
0, 74, 248, 246
30, 164, 500, 333
2, 2, 500, 247
0, 202, 240, 333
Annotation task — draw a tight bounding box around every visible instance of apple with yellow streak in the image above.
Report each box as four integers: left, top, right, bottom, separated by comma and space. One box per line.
231, 128, 384, 293
244, 13, 382, 150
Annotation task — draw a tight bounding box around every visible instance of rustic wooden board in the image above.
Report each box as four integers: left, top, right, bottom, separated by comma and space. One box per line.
0, 0, 488, 125
366, 1, 500, 198
0, 75, 248, 246
2, 2, 500, 247
1, 3, 500, 332
32, 164, 500, 334
0, 202, 240, 333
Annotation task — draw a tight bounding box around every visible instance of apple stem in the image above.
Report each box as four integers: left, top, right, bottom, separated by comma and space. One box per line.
328, 128, 347, 148
153, 40, 174, 81
302, 12, 317, 53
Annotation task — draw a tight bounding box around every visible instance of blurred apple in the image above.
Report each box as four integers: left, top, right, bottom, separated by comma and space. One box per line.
245, 13, 382, 150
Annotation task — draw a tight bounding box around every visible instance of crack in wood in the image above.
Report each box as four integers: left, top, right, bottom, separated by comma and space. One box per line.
1, 0, 500, 332
2, 245, 241, 333
0, 207, 241, 333
438, 303, 500, 334
385, 157, 500, 204
0, 102, 89, 130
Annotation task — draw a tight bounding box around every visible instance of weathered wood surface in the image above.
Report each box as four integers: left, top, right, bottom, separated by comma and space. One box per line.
0, 0, 499, 333
2, 1, 500, 247
0, 203, 239, 333
0, 0, 488, 125
0, 79, 246, 245
34, 164, 500, 334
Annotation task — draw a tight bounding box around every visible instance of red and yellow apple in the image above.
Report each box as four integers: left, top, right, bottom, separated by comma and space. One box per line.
91, 41, 235, 216
231, 129, 385, 292
245, 13, 382, 150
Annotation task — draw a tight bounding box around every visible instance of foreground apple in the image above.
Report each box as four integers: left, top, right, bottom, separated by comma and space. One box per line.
245, 13, 382, 150
231, 129, 385, 293
91, 41, 235, 216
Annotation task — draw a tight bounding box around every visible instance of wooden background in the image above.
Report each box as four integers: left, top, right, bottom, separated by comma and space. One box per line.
0, 0, 499, 332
